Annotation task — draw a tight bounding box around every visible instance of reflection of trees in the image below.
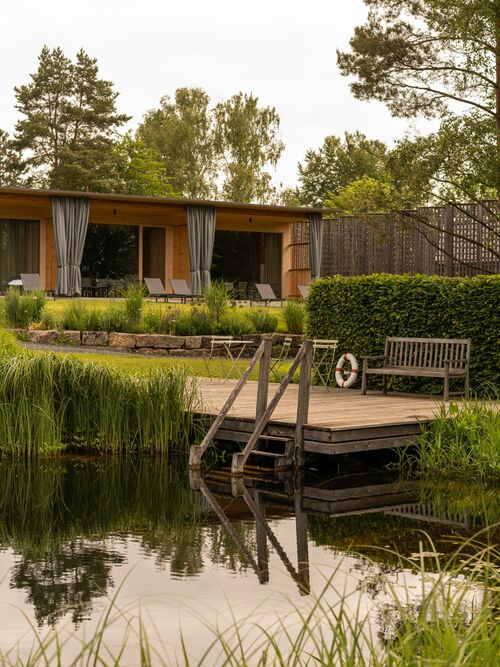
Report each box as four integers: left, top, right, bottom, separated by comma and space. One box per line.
11, 540, 125, 627
0, 460, 256, 626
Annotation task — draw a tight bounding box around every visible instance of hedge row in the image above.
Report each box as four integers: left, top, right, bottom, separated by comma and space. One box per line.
307, 274, 500, 394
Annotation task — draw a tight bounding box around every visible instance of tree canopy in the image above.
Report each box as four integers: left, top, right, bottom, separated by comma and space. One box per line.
14, 46, 130, 190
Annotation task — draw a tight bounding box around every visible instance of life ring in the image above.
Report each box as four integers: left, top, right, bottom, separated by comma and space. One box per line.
335, 353, 359, 388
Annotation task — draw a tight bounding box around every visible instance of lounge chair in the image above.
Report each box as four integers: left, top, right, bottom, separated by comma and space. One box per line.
255, 283, 281, 306
169, 279, 202, 303
298, 285, 309, 299
144, 277, 169, 301
20, 273, 41, 292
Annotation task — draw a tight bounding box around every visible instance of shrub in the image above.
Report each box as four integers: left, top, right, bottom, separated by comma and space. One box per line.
99, 302, 129, 332
214, 311, 255, 336
60, 300, 102, 331
3, 288, 46, 328
174, 307, 213, 336
307, 274, 500, 393
282, 300, 306, 334
39, 307, 57, 330
143, 307, 165, 333
246, 308, 278, 333
203, 280, 229, 322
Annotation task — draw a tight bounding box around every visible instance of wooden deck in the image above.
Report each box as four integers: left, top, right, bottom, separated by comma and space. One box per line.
197, 378, 445, 455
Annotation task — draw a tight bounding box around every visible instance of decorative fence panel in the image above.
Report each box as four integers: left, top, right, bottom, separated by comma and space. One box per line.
290, 201, 500, 294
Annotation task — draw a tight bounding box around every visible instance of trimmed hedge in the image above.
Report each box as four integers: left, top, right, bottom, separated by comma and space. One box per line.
307, 274, 500, 393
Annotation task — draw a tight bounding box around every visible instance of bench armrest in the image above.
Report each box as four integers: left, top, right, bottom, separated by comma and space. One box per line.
444, 357, 470, 366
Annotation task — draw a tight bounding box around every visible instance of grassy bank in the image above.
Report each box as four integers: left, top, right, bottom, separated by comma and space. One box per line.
0, 352, 201, 458
397, 398, 500, 481
0, 537, 497, 666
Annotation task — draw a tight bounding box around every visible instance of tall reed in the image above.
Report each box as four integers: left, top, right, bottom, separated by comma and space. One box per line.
3, 288, 46, 328
0, 353, 201, 458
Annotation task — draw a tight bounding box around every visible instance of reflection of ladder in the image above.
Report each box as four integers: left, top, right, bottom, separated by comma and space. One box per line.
190, 470, 310, 594
189, 338, 313, 475
384, 503, 470, 528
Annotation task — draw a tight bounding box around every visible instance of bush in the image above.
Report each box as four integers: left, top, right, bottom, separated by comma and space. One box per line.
246, 308, 278, 333
60, 300, 102, 331
99, 302, 129, 332
214, 311, 255, 336
121, 284, 145, 325
3, 288, 46, 328
282, 300, 306, 334
307, 274, 500, 393
174, 307, 213, 336
39, 307, 57, 330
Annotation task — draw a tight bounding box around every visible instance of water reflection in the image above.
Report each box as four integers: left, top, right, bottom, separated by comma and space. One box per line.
0, 459, 497, 630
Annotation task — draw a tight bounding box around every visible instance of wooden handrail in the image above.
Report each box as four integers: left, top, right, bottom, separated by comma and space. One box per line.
189, 340, 267, 468
231, 339, 313, 475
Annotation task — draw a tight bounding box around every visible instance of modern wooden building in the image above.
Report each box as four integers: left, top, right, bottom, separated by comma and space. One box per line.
0, 187, 328, 298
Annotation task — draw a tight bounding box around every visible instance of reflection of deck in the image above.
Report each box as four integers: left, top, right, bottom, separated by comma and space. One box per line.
197, 379, 442, 455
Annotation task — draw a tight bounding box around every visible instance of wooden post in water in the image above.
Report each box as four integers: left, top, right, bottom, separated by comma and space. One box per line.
295, 339, 312, 468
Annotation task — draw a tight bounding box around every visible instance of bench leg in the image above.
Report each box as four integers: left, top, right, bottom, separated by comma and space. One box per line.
382, 375, 388, 395
444, 365, 450, 402
464, 369, 470, 399
361, 360, 368, 395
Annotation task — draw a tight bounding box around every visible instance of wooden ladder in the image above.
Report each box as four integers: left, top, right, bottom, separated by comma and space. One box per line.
189, 338, 313, 475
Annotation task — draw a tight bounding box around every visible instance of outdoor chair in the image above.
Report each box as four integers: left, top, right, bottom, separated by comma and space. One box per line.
298, 285, 309, 299
20, 273, 41, 292
255, 283, 281, 306
269, 336, 293, 382
169, 278, 202, 303
312, 339, 339, 388
144, 277, 169, 301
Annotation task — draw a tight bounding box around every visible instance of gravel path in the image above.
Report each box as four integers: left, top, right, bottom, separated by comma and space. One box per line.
20, 341, 157, 358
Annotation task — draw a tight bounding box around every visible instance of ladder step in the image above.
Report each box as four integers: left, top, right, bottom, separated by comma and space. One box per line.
249, 450, 287, 458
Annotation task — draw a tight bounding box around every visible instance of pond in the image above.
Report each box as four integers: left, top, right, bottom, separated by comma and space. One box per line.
0, 458, 497, 664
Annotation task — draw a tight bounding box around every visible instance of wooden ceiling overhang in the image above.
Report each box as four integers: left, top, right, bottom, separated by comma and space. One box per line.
0, 187, 334, 228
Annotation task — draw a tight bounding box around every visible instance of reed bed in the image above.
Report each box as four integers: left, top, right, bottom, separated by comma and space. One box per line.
0, 535, 497, 666
0, 353, 202, 458
397, 396, 500, 481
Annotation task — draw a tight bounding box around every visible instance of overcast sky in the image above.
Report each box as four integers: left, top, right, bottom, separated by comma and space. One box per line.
1, 0, 433, 188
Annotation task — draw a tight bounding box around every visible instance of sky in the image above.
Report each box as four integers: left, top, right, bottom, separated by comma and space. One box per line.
1, 0, 433, 188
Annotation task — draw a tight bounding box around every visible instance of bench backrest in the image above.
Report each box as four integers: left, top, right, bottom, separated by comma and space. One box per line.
384, 337, 471, 370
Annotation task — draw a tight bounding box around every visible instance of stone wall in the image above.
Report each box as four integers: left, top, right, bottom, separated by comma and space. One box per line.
14, 329, 304, 358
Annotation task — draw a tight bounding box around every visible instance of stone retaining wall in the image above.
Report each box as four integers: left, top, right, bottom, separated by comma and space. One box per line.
14, 329, 304, 357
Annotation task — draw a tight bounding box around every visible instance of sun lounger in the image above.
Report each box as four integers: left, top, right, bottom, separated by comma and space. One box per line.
169, 279, 202, 303
144, 277, 169, 301
298, 285, 309, 299
20, 273, 41, 292
255, 283, 281, 306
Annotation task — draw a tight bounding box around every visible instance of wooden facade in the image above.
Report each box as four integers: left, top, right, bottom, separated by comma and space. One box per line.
0, 187, 329, 297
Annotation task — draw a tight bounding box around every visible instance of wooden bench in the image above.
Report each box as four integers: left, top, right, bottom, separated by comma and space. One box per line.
360, 337, 471, 401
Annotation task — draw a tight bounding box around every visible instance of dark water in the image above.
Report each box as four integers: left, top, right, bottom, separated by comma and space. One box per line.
0, 458, 497, 662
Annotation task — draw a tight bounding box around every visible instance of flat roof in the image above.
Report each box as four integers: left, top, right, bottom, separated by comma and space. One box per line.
0, 186, 334, 217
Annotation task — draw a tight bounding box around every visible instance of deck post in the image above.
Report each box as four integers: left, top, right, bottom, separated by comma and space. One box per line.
256, 336, 272, 421
295, 339, 312, 468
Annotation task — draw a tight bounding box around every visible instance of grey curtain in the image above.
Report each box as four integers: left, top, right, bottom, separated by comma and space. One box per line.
52, 196, 90, 296
308, 213, 323, 281
187, 205, 216, 295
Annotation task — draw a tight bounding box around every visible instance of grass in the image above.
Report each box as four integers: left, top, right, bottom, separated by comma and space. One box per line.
397, 396, 500, 481
0, 352, 202, 458
0, 535, 497, 665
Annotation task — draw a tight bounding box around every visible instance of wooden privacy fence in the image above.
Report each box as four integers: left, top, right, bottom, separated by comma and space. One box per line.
289, 201, 500, 294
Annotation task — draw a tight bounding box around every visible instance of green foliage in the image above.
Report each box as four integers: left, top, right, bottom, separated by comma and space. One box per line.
39, 307, 57, 330
60, 300, 102, 332
399, 398, 500, 481
214, 311, 255, 337
326, 176, 398, 215
173, 307, 213, 336
0, 129, 25, 186
307, 275, 500, 392
246, 308, 278, 333
203, 279, 229, 322
121, 284, 145, 325
337, 1, 496, 122
0, 354, 201, 457
0, 327, 20, 357
98, 302, 128, 333
297, 132, 389, 207
282, 300, 306, 334
213, 92, 284, 203
108, 133, 178, 197
3, 289, 46, 328
14, 46, 130, 190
